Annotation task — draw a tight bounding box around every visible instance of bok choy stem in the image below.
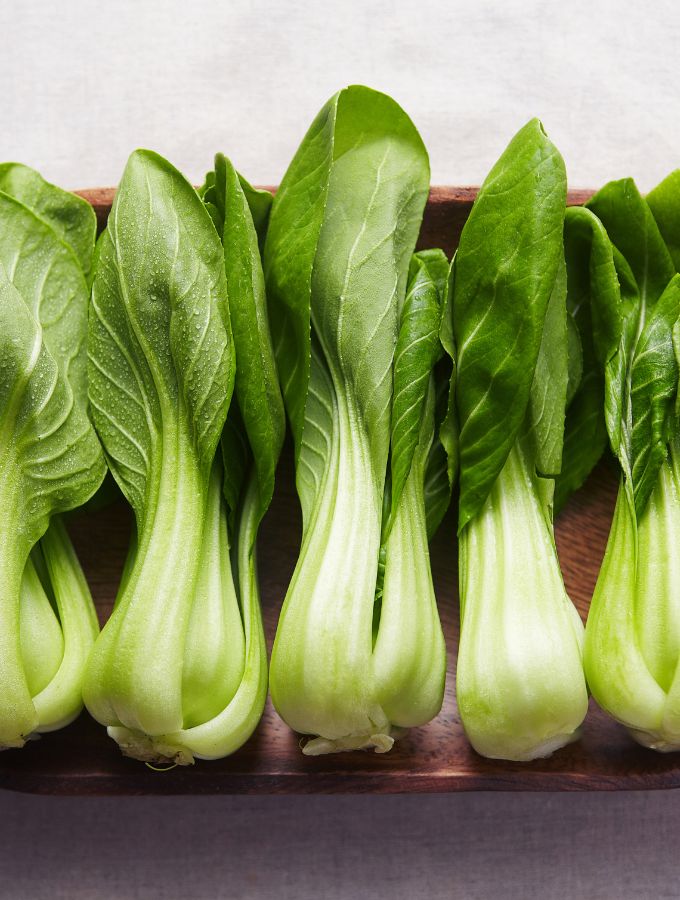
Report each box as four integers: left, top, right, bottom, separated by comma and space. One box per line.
458, 441, 587, 760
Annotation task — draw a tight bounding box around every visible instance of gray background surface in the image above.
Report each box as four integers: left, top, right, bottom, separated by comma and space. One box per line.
1, 1, 679, 898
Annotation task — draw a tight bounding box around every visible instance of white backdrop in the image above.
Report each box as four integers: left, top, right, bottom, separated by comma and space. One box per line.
1, 2, 679, 898
1, 0, 679, 192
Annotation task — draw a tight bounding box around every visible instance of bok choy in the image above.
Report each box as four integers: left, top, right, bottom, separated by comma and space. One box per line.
447, 120, 589, 761
578, 176, 680, 750
0, 167, 105, 749
265, 86, 448, 755
83, 150, 283, 764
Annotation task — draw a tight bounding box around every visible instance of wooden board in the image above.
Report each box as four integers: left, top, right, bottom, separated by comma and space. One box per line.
2, 188, 679, 795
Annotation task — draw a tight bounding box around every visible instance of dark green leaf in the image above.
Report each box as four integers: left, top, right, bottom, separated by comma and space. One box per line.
263, 97, 337, 460
213, 154, 284, 529
522, 253, 569, 481
221, 406, 250, 518
439, 260, 458, 493
553, 206, 617, 512
629, 275, 680, 515
451, 119, 567, 530
389, 254, 442, 524
647, 170, 680, 271
586, 179, 674, 311
423, 364, 454, 538
555, 373, 608, 514
564, 313, 583, 409
586, 180, 678, 514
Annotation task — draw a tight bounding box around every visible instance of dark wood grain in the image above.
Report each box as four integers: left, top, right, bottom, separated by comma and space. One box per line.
2, 188, 676, 796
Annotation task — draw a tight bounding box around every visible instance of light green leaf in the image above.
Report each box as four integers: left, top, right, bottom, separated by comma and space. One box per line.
0, 162, 97, 278
84, 150, 235, 747
0, 265, 102, 748
88, 149, 234, 517
265, 85, 430, 474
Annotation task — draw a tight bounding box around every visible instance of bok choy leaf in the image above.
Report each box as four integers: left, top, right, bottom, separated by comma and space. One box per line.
449, 120, 588, 761
265, 85, 447, 755
582, 176, 680, 750
553, 207, 611, 513
0, 171, 104, 750
83, 150, 283, 764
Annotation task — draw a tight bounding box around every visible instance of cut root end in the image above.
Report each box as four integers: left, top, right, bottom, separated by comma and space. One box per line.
301, 728, 405, 756
107, 726, 195, 766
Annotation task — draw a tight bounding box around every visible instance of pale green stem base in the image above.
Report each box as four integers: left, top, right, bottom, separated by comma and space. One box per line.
457, 442, 587, 762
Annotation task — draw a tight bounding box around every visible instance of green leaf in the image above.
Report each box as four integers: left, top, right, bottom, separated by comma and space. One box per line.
202, 162, 273, 251
265, 85, 430, 473
0, 263, 104, 749
522, 253, 569, 482
197, 170, 215, 199
237, 174, 273, 252
560, 206, 624, 465
0, 175, 103, 750
553, 206, 616, 512
0, 163, 97, 278
266, 87, 440, 755
0, 193, 98, 427
0, 264, 103, 542
564, 312, 583, 409
263, 100, 334, 459
451, 119, 567, 530
423, 364, 454, 538
389, 253, 443, 526
209, 154, 284, 529
413, 248, 449, 303
88, 150, 234, 517
0, 191, 105, 527
294, 336, 336, 527
587, 178, 674, 312
438, 258, 458, 494
629, 275, 680, 514
647, 170, 680, 271
555, 373, 608, 514
586, 180, 678, 515
85, 149, 241, 753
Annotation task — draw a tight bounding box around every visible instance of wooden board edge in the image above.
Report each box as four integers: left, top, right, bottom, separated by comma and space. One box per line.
3, 770, 680, 796
75, 186, 595, 211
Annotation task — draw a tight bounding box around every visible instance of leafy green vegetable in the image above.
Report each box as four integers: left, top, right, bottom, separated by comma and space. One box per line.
0, 169, 104, 751
647, 170, 680, 271
582, 176, 680, 750
265, 86, 446, 755
449, 120, 588, 761
389, 251, 447, 533
83, 149, 282, 763
0, 163, 97, 279
553, 207, 612, 512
